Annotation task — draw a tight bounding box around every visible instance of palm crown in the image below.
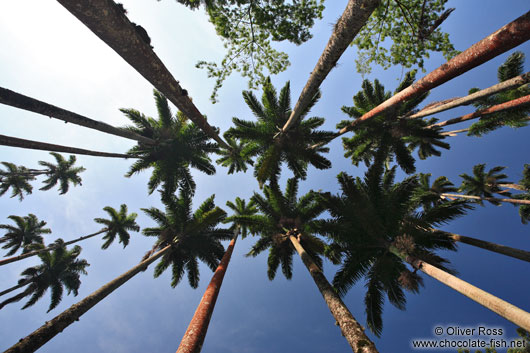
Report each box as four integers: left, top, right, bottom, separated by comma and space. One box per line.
141, 190, 232, 288
0, 162, 35, 201
225, 78, 334, 185
94, 204, 140, 249
459, 163, 511, 204
223, 197, 258, 239
0, 214, 49, 256
38, 152, 86, 194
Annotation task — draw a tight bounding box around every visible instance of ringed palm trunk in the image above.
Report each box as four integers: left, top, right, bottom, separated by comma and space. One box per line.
390, 247, 530, 332
441, 193, 530, 205
0, 134, 130, 158
176, 231, 239, 353
281, 0, 380, 132
289, 233, 379, 353
55, 0, 229, 150
3, 245, 172, 353
0, 87, 154, 145
0, 229, 107, 267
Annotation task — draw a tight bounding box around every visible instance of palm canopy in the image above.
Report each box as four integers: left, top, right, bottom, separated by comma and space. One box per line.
141, 190, 232, 288
0, 162, 35, 201
459, 163, 512, 204
467, 51, 530, 136
413, 173, 460, 209
0, 242, 89, 312
225, 78, 334, 185
512, 164, 530, 224
94, 204, 140, 249
122, 90, 218, 200
38, 152, 85, 194
317, 161, 470, 336
232, 178, 328, 280
223, 197, 258, 239
0, 214, 49, 256
339, 71, 449, 174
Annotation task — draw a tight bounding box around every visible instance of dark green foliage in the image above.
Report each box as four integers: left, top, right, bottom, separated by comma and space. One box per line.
0, 214, 49, 256
94, 204, 140, 249
224, 197, 258, 239
413, 173, 459, 209
0, 162, 35, 201
174, 0, 324, 102
232, 178, 327, 280
142, 190, 232, 288
38, 153, 85, 195
317, 161, 469, 336
215, 136, 254, 174
0, 242, 89, 312
468, 52, 530, 136
515, 164, 530, 224
226, 79, 333, 185
352, 0, 458, 75
122, 90, 217, 200
340, 71, 448, 174
459, 164, 511, 205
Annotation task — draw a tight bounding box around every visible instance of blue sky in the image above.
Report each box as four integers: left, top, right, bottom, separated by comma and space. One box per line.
0, 1, 529, 352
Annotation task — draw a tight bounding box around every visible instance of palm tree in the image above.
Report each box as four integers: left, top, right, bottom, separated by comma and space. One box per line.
339, 71, 449, 174
176, 197, 258, 353
36, 153, 85, 194
0, 162, 36, 200
4, 191, 230, 353
225, 79, 334, 185
0, 243, 89, 312
459, 164, 514, 205
0, 205, 139, 267
233, 178, 378, 352
122, 90, 217, 199
0, 214, 49, 256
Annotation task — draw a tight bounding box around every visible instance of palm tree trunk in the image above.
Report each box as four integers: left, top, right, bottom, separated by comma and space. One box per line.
3, 244, 172, 353
0, 278, 32, 297
498, 183, 525, 191
441, 193, 530, 205
0, 134, 130, 158
0, 286, 33, 310
288, 234, 379, 353
55, 0, 229, 150
429, 94, 530, 128
176, 232, 238, 353
437, 230, 530, 263
409, 72, 530, 119
0, 87, 154, 145
0, 229, 107, 267
281, 0, 380, 133
441, 128, 469, 136
337, 11, 530, 135
391, 248, 530, 332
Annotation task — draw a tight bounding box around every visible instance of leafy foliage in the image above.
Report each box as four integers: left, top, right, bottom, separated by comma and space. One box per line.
94, 204, 140, 249
0, 162, 35, 201
0, 214, 49, 256
226, 78, 333, 185
223, 197, 258, 239
351, 0, 458, 75
38, 153, 85, 195
459, 164, 511, 205
142, 190, 232, 288
514, 164, 530, 224
467, 51, 530, 136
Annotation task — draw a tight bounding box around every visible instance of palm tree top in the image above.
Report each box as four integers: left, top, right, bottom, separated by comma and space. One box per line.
0, 214, 49, 257
94, 204, 140, 249
223, 197, 258, 239
39, 152, 86, 195
459, 163, 511, 202
0, 162, 35, 201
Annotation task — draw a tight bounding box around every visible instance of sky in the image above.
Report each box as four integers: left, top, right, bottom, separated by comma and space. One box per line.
0, 1, 529, 352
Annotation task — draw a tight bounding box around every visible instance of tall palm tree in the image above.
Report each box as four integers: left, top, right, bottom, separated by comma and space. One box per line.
0, 214, 49, 256
233, 178, 378, 353
0, 205, 139, 267
459, 164, 512, 203
226, 79, 334, 185
177, 197, 258, 353
318, 161, 468, 336
0, 162, 36, 200
37, 153, 85, 194
0, 243, 89, 312
122, 90, 217, 199
339, 71, 449, 174
4, 191, 231, 353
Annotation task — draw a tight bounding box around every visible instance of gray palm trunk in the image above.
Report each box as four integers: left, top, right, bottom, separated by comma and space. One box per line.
55, 0, 229, 149
0, 87, 154, 145
390, 248, 530, 332
0, 134, 130, 158
0, 229, 107, 267
441, 193, 530, 205
289, 233, 379, 353
281, 0, 380, 132
3, 244, 172, 353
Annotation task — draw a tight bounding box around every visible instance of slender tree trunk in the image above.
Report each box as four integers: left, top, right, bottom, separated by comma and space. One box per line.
176, 232, 238, 353
55, 0, 229, 149
0, 279, 32, 297
336, 11, 530, 136
0, 134, 130, 158
498, 183, 525, 191
288, 234, 378, 353
0, 287, 33, 310
0, 229, 107, 267
429, 94, 530, 128
441, 193, 530, 205
281, 0, 380, 132
441, 128, 469, 136
3, 245, 172, 353
391, 248, 530, 332
437, 230, 530, 263
0, 87, 154, 145
409, 72, 530, 119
